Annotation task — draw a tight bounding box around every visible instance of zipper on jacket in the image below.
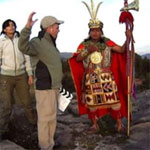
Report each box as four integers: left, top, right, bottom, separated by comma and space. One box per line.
11, 39, 17, 75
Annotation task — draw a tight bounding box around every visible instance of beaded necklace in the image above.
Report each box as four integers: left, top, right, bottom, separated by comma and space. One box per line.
83, 37, 109, 52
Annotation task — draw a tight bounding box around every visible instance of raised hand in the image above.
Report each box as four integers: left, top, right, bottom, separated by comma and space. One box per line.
26, 12, 38, 29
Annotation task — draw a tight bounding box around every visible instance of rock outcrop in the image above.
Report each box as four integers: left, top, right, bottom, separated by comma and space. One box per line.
0, 90, 149, 150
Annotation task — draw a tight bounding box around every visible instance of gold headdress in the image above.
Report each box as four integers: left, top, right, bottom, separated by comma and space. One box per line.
82, 0, 103, 29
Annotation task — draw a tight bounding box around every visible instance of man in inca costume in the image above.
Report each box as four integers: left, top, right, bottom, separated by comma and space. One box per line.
69, 0, 132, 133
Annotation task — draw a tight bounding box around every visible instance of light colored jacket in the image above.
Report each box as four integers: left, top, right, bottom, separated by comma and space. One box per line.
0, 34, 33, 76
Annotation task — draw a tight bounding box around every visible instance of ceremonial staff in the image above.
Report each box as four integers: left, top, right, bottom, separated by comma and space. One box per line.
119, 0, 139, 136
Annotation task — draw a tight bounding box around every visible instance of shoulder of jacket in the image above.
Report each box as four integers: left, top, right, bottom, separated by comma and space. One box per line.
31, 37, 39, 41
30, 37, 41, 45
0, 35, 6, 41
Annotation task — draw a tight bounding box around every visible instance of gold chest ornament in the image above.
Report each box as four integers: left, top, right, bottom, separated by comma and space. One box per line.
90, 51, 102, 64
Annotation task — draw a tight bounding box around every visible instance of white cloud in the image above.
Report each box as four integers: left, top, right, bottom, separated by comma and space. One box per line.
0, 0, 150, 54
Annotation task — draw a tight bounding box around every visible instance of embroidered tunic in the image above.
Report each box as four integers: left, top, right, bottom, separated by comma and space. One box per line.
78, 40, 121, 110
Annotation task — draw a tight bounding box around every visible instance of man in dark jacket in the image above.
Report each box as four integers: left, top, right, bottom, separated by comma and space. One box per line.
18, 12, 64, 150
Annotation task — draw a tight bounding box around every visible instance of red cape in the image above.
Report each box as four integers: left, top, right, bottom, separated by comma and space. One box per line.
69, 40, 127, 119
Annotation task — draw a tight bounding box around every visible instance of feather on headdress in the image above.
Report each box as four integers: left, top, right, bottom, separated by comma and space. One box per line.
82, 0, 103, 28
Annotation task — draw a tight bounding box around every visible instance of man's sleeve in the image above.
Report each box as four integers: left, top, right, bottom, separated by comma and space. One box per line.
18, 27, 38, 56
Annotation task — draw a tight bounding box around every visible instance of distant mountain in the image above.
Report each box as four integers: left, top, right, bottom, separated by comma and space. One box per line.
61, 52, 73, 59
141, 53, 150, 59
61, 52, 150, 59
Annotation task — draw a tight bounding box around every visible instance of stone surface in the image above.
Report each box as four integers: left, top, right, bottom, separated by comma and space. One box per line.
0, 140, 25, 150
0, 90, 150, 150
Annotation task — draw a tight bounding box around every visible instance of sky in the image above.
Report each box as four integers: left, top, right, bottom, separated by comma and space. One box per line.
0, 0, 149, 55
